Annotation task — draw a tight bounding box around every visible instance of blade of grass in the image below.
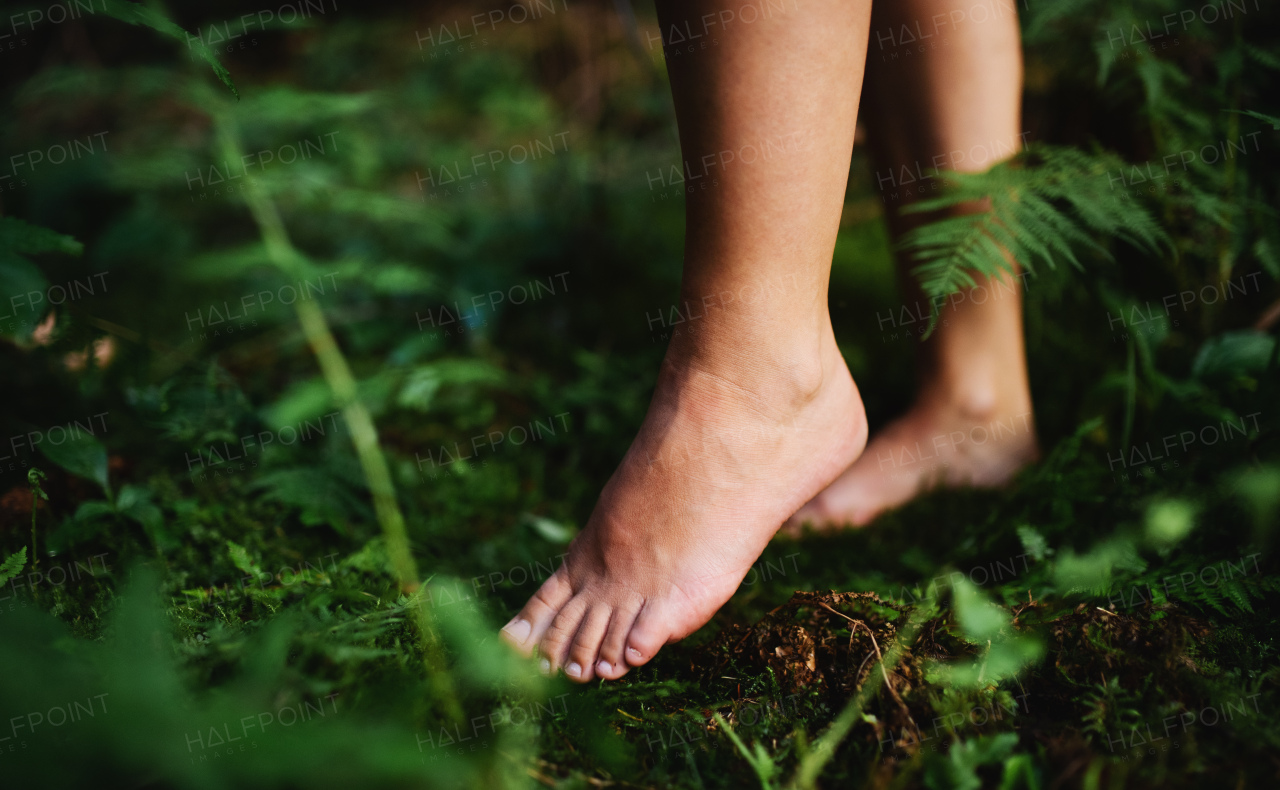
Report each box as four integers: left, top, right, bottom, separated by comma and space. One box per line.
714, 712, 779, 790
1121, 338, 1136, 454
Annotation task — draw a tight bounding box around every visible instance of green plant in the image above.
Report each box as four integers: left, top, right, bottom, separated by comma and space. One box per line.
898, 146, 1167, 332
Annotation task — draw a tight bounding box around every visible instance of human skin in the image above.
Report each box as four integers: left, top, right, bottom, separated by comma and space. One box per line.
502, 0, 1036, 681
788, 0, 1037, 531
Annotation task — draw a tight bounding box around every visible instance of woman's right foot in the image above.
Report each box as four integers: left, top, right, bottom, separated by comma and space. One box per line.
501, 324, 867, 682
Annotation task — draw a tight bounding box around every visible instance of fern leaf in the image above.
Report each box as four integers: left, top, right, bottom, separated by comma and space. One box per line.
0, 547, 28, 586
1221, 579, 1254, 614
98, 1, 238, 99
0, 217, 83, 257
897, 146, 1167, 334
1226, 109, 1280, 130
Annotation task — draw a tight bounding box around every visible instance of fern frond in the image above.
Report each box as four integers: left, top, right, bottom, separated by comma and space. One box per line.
1221, 579, 1255, 614
1227, 108, 1280, 130
98, 0, 238, 98
897, 146, 1168, 333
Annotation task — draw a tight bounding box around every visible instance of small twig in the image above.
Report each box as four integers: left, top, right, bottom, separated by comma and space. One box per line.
819, 605, 892, 695
976, 639, 992, 684
787, 608, 927, 789
1255, 298, 1280, 331
818, 602, 920, 740
856, 650, 875, 679
27, 468, 47, 582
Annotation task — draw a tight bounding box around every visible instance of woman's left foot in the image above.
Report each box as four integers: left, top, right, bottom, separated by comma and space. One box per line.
785, 386, 1038, 531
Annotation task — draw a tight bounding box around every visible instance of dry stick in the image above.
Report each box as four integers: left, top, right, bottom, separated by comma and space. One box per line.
213, 117, 460, 718
66, 310, 196, 363
819, 603, 920, 740
785, 608, 926, 790
1255, 298, 1280, 332
855, 649, 875, 680
29, 476, 40, 575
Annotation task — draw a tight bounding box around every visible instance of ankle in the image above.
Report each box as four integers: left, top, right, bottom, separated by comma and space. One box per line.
918, 369, 1033, 425
663, 323, 838, 412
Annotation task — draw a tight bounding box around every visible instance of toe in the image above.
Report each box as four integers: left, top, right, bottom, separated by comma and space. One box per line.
849, 503, 879, 526
623, 603, 669, 668
564, 605, 612, 683
596, 605, 641, 680
538, 594, 590, 672
502, 568, 573, 656
783, 498, 828, 534
789, 488, 856, 534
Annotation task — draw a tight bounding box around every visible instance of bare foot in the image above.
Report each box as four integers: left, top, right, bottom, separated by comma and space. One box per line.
784, 387, 1038, 532
500, 330, 867, 682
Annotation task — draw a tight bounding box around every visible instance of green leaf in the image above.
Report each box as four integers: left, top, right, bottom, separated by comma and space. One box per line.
1192, 331, 1277, 381
924, 733, 1021, 790
1226, 108, 1280, 130
252, 468, 367, 531
74, 501, 117, 522
998, 752, 1040, 790
0, 547, 28, 586
38, 432, 109, 494
0, 218, 82, 338
260, 378, 334, 429
227, 540, 262, 579
234, 88, 375, 125
371, 264, 435, 295
0, 217, 83, 257
522, 513, 577, 545
951, 578, 1009, 644
97, 0, 238, 98
898, 146, 1167, 335
1052, 536, 1145, 595
430, 580, 547, 695
340, 538, 392, 576
1016, 525, 1052, 562
397, 359, 507, 412
117, 485, 171, 549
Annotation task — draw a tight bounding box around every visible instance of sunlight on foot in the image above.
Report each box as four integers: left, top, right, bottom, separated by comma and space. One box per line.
500, 337, 867, 682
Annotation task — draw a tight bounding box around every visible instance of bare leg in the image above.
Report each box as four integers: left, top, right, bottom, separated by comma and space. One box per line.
788, 0, 1038, 531
502, 0, 873, 681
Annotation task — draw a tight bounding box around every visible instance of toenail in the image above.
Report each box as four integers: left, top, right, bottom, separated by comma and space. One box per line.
539, 658, 551, 675
626, 647, 643, 660
566, 662, 582, 678
502, 618, 531, 644
596, 660, 612, 675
